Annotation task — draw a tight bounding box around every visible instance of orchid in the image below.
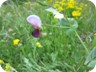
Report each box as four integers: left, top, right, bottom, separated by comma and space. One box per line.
89, 0, 96, 7
27, 15, 42, 38
0, 0, 7, 7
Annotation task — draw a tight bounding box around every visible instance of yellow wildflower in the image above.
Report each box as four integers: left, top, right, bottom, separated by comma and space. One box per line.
0, 60, 4, 64
55, 1, 59, 4
47, 0, 52, 3
36, 42, 42, 48
58, 6, 64, 12
67, 0, 77, 9
13, 39, 20, 45
5, 63, 10, 72
72, 11, 81, 17
61, 0, 65, 2
60, 1, 66, 6
53, 3, 59, 8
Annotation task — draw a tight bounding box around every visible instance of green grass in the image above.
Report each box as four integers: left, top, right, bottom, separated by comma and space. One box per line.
0, 0, 96, 72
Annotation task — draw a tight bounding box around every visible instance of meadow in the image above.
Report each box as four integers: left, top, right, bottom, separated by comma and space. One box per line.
0, 0, 96, 72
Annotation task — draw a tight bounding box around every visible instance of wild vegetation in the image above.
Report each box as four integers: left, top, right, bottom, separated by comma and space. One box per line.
0, 0, 96, 72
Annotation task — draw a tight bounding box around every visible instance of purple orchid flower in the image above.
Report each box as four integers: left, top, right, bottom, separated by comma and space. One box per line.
26, 15, 42, 38
27, 15, 42, 28
32, 29, 41, 38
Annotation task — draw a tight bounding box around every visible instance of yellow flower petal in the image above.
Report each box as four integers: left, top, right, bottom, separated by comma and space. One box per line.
0, 60, 4, 64
36, 42, 42, 48
72, 11, 81, 17
13, 39, 20, 45
5, 63, 10, 72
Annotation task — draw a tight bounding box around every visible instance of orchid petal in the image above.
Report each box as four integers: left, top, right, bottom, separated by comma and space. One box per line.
27, 15, 42, 28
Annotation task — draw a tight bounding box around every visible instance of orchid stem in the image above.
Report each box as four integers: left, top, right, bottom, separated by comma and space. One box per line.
75, 31, 89, 54
33, 47, 36, 59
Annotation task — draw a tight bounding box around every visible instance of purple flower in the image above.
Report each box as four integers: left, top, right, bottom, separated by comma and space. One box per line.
27, 15, 42, 28
32, 29, 41, 38
27, 15, 42, 38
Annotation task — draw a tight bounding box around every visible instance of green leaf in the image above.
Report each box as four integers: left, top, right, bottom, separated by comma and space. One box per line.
87, 59, 96, 67
46, 7, 58, 15
59, 18, 78, 34
84, 47, 96, 68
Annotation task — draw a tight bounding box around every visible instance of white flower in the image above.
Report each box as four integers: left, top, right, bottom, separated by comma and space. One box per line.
46, 7, 64, 19
54, 13, 64, 19
89, 65, 96, 72
0, 65, 6, 72
89, 0, 96, 7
